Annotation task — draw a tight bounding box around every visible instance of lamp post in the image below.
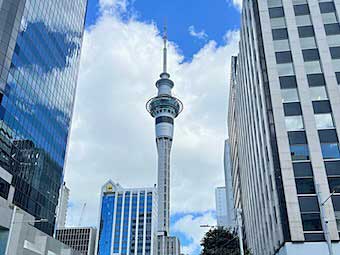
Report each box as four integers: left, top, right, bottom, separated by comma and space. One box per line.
316, 184, 340, 255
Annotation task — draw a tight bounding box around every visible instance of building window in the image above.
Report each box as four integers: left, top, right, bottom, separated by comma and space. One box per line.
319, 2, 336, 13
301, 213, 323, 231
336, 72, 340, 84
319, 129, 338, 143
298, 26, 315, 38
302, 49, 320, 61
313, 101, 332, 114
279, 75, 297, 88
328, 177, 340, 192
310, 86, 328, 101
324, 23, 340, 35
293, 162, 313, 177
321, 144, 340, 159
285, 116, 304, 131
272, 28, 289, 40
294, 4, 310, 15
269, 7, 285, 18
289, 131, 308, 144
325, 160, 340, 176
307, 73, 325, 87
283, 102, 302, 116
299, 196, 320, 213
315, 113, 334, 129
291, 144, 310, 160
281, 88, 299, 102
296, 178, 316, 194
330, 46, 340, 59
276, 51, 293, 63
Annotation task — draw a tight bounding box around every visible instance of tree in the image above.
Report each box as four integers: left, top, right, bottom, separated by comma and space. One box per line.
200, 227, 251, 255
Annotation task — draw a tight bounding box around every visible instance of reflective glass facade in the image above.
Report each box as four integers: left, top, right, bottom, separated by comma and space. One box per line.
98, 182, 157, 255
0, 0, 87, 235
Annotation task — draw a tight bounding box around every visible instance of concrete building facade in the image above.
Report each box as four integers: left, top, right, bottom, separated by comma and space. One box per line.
56, 227, 97, 255
228, 0, 340, 254
56, 182, 70, 229
215, 187, 229, 227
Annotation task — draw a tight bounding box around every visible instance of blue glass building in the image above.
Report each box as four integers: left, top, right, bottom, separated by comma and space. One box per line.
97, 181, 157, 255
0, 0, 87, 235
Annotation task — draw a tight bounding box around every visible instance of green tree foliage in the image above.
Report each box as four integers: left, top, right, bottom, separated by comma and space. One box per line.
200, 227, 251, 255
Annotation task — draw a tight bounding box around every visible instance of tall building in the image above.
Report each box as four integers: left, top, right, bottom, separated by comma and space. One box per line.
223, 140, 236, 228
215, 187, 228, 227
229, 0, 340, 254
0, 0, 87, 235
56, 227, 97, 255
56, 182, 70, 229
146, 29, 183, 235
96, 180, 158, 255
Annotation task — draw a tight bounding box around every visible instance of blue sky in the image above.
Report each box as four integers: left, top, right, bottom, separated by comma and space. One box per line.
67, 1, 241, 254
85, 0, 240, 60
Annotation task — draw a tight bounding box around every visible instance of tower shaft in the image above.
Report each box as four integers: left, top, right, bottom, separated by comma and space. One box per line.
156, 137, 172, 234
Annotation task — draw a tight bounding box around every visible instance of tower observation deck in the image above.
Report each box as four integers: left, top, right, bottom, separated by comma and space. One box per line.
146, 28, 182, 235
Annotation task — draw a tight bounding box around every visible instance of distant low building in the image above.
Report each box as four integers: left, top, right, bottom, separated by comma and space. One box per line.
56, 227, 97, 255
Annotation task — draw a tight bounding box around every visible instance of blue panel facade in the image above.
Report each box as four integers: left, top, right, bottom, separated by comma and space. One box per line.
0, 0, 87, 235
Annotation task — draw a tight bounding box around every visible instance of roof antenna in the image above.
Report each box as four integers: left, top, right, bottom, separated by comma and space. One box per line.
163, 19, 168, 74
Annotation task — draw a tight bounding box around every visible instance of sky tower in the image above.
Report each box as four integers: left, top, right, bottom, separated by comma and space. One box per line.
146, 28, 183, 235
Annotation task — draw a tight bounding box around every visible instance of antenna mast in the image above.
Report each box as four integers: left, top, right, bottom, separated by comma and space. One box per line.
163, 23, 168, 74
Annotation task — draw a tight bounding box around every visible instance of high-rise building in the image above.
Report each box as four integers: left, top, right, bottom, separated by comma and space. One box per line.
215, 187, 229, 227
96, 181, 158, 255
223, 140, 236, 228
229, 0, 340, 254
146, 29, 183, 235
56, 182, 70, 229
56, 227, 97, 255
0, 0, 87, 235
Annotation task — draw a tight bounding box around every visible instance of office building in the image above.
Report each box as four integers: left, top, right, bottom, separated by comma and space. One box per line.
96, 180, 158, 255
223, 140, 236, 228
56, 182, 70, 229
229, 0, 340, 254
157, 234, 180, 255
56, 227, 97, 255
215, 187, 229, 227
0, 0, 88, 235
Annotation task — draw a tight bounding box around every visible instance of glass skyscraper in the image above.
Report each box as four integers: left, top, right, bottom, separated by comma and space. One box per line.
96, 181, 158, 255
0, 0, 87, 235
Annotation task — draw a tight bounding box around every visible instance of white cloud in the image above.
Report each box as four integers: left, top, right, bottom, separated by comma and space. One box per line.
227, 0, 243, 11
188, 25, 208, 40
64, 5, 239, 251
173, 212, 216, 254
99, 0, 129, 14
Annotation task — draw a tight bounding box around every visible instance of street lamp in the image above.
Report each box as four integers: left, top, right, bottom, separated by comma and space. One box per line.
316, 184, 340, 255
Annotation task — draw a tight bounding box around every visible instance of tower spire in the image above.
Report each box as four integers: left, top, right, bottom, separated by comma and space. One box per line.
163, 23, 167, 74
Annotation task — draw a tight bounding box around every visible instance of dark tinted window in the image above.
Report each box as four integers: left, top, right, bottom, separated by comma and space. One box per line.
284, 102, 302, 116
293, 162, 313, 177
313, 101, 332, 113
0, 177, 10, 200
298, 26, 315, 38
302, 49, 320, 61
332, 196, 340, 210
276, 51, 293, 64
288, 131, 308, 144
336, 72, 340, 84
325, 23, 340, 35
272, 28, 289, 40
279, 76, 297, 88
330, 47, 340, 59
328, 178, 340, 192
318, 129, 338, 143
155, 116, 174, 125
304, 233, 325, 241
294, 4, 310, 15
321, 143, 340, 159
296, 178, 315, 194
291, 145, 310, 160
307, 73, 325, 87
319, 2, 336, 13
269, 7, 285, 18
301, 213, 322, 231
299, 196, 320, 212
325, 160, 340, 176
